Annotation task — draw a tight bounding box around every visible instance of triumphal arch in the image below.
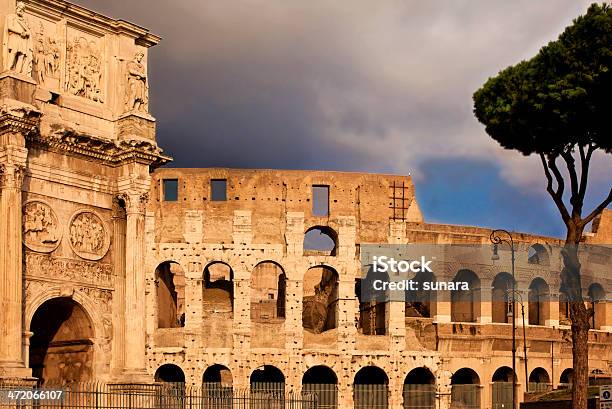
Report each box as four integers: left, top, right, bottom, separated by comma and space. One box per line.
0, 1, 611, 409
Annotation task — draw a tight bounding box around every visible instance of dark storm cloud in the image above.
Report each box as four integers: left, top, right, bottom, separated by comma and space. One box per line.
73, 0, 610, 235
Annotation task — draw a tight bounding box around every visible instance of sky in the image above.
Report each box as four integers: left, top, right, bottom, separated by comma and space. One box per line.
77, 0, 611, 238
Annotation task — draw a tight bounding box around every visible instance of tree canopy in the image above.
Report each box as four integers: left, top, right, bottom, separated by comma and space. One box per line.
473, 3, 611, 157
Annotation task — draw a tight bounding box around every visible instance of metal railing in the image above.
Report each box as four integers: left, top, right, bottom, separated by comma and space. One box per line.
353, 385, 388, 409
302, 384, 336, 409
450, 384, 480, 409
402, 384, 435, 409
0, 382, 317, 409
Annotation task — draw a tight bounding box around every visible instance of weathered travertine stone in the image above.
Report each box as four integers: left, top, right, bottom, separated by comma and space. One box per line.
0, 3, 609, 409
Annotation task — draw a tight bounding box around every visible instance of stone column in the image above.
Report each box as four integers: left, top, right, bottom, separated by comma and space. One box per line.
478, 280, 493, 323
0, 143, 30, 378
120, 192, 150, 381
547, 292, 560, 327
111, 198, 127, 376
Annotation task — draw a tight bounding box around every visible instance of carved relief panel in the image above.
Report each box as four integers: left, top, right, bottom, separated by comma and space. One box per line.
69, 211, 110, 260
23, 200, 62, 253
32, 20, 60, 90
65, 28, 105, 103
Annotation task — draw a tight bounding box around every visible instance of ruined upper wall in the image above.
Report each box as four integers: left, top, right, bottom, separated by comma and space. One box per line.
0, 0, 160, 142
150, 168, 423, 245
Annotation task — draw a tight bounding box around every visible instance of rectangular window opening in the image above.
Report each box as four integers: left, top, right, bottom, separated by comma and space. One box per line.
163, 179, 178, 201
211, 179, 227, 201
312, 185, 329, 216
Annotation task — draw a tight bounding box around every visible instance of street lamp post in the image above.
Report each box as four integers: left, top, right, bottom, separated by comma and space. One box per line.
508, 289, 529, 395
491, 229, 517, 409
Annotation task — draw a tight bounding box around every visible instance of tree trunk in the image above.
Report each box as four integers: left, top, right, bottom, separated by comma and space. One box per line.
562, 226, 590, 409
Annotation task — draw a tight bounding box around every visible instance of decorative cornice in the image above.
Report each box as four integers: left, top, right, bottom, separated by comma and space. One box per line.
0, 107, 41, 138
26, 127, 172, 168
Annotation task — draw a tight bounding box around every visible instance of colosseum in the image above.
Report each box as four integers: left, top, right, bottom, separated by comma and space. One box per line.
0, 1, 610, 409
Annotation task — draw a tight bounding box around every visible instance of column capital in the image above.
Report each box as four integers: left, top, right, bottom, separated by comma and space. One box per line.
0, 162, 25, 189
117, 191, 149, 215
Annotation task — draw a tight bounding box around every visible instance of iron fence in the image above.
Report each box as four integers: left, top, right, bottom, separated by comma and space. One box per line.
450, 384, 480, 409
0, 382, 316, 409
491, 382, 512, 409
527, 382, 551, 393
353, 385, 388, 409
301, 385, 336, 409
402, 384, 435, 409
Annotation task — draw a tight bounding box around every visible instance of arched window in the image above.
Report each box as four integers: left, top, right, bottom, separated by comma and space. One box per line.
528, 244, 549, 265
451, 368, 480, 409
250, 365, 285, 394
354, 366, 389, 409
559, 285, 571, 325
406, 271, 437, 319
251, 262, 286, 321
491, 367, 514, 409
155, 364, 185, 383
588, 283, 606, 330
559, 368, 574, 388
203, 364, 233, 390
303, 366, 338, 409
451, 270, 481, 323
156, 261, 185, 328
357, 264, 389, 335
303, 266, 339, 334
529, 368, 551, 392
304, 226, 337, 256
528, 278, 550, 325
203, 262, 234, 312
492, 272, 514, 324
403, 368, 435, 409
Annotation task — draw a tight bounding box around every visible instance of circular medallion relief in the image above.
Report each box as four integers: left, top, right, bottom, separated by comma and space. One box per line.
22, 201, 62, 253
69, 211, 110, 260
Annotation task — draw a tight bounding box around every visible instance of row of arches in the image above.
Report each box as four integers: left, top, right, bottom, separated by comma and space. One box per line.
152, 363, 574, 409
156, 261, 341, 334
157, 260, 610, 334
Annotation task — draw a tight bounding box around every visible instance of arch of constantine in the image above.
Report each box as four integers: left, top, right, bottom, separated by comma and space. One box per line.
0, 1, 610, 408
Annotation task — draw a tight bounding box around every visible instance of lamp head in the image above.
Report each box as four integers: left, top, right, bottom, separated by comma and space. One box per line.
491, 244, 500, 261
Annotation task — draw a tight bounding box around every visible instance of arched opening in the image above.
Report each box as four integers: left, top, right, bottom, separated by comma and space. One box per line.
451, 368, 480, 409
303, 266, 339, 334
203, 364, 233, 388
528, 244, 549, 265
155, 364, 185, 383
29, 297, 94, 385
156, 261, 186, 328
491, 367, 514, 408
492, 272, 514, 324
406, 271, 437, 319
251, 262, 286, 321
250, 365, 285, 394
403, 368, 435, 409
356, 264, 389, 335
559, 368, 574, 388
354, 366, 389, 409
528, 278, 550, 326
451, 270, 481, 323
304, 226, 337, 256
202, 262, 234, 347
588, 283, 606, 330
303, 366, 338, 409
529, 368, 551, 392
559, 288, 571, 326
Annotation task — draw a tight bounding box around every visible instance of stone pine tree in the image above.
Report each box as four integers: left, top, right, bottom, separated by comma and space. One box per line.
473, 4, 611, 408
